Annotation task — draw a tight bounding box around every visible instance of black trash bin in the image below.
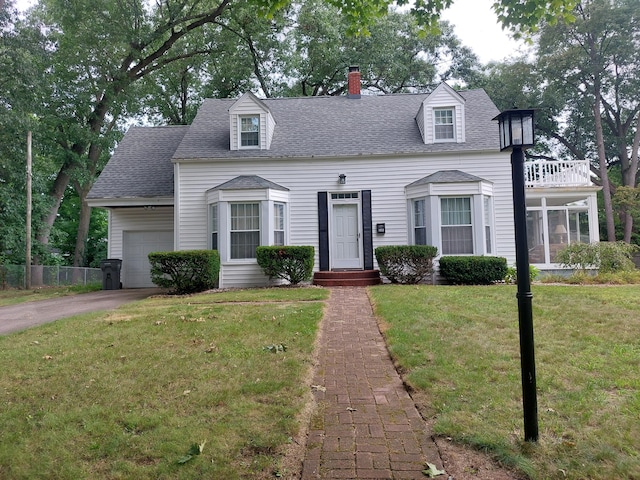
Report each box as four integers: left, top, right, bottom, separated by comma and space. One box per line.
100, 259, 122, 290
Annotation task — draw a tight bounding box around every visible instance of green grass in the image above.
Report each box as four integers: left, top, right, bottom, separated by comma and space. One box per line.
0, 283, 102, 307
369, 284, 640, 480
0, 287, 328, 479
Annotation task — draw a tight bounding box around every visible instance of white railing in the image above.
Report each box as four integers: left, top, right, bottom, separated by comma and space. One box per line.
525, 159, 592, 187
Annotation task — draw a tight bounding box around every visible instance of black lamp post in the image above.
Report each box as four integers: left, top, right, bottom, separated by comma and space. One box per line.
493, 109, 539, 442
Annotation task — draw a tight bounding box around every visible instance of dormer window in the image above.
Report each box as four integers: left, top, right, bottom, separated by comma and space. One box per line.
434, 108, 455, 141
229, 92, 275, 151
416, 83, 466, 144
240, 115, 260, 148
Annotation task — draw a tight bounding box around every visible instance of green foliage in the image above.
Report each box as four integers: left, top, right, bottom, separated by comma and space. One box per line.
255, 246, 314, 285
149, 250, 220, 294
504, 264, 539, 284
0, 288, 325, 478
556, 241, 638, 273
375, 245, 438, 284
439, 256, 508, 285
370, 284, 640, 479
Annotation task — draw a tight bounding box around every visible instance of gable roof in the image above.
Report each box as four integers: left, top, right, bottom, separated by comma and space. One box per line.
229, 91, 272, 115
172, 89, 499, 161
88, 87, 501, 202
87, 126, 188, 201
407, 170, 487, 187
208, 175, 289, 192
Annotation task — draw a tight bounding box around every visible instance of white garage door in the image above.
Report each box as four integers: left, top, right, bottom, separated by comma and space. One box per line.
123, 231, 174, 288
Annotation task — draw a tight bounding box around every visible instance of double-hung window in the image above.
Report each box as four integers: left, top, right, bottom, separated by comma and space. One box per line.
413, 199, 427, 245
434, 108, 454, 141
240, 116, 260, 147
210, 204, 218, 250
230, 203, 260, 259
441, 197, 473, 254
274, 203, 285, 246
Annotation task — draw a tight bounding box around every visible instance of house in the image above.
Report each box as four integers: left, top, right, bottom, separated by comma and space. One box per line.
87, 67, 600, 288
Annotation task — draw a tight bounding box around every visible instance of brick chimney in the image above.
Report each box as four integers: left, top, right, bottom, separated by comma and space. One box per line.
347, 65, 361, 99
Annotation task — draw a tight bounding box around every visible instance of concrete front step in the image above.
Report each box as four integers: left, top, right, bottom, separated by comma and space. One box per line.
312, 270, 382, 287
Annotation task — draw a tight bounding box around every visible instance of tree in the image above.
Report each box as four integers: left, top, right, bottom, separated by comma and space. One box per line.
480, 0, 640, 243
3, 0, 579, 267
536, 0, 640, 241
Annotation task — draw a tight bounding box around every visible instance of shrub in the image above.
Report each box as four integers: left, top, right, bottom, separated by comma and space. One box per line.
256, 246, 314, 285
556, 242, 638, 273
148, 250, 220, 294
375, 245, 438, 284
505, 264, 539, 284
439, 256, 508, 285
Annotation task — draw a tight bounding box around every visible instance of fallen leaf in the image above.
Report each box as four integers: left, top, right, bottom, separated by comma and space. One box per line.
422, 462, 445, 478
346, 407, 357, 412
311, 385, 326, 392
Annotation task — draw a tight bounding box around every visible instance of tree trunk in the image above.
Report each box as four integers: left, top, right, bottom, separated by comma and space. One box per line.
624, 113, 640, 242
594, 93, 616, 241
34, 163, 72, 263
72, 184, 92, 269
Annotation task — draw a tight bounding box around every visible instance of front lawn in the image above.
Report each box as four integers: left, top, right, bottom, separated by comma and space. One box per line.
0, 288, 327, 480
0, 283, 102, 307
369, 284, 640, 480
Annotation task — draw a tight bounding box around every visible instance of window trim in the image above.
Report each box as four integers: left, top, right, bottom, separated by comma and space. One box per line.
273, 202, 285, 246
239, 115, 260, 149
229, 202, 261, 260
209, 203, 218, 250
413, 199, 427, 245
433, 107, 455, 142
440, 196, 474, 255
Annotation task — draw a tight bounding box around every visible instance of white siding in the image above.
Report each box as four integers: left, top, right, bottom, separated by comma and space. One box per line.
175, 152, 516, 286
108, 207, 174, 286
220, 263, 272, 289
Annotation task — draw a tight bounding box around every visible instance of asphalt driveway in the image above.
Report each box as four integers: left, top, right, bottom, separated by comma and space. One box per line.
0, 288, 162, 336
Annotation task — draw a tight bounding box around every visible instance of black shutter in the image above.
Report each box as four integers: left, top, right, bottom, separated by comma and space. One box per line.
318, 192, 329, 271
362, 190, 373, 270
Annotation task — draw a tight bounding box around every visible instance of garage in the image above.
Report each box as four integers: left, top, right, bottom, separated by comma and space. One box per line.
122, 231, 174, 288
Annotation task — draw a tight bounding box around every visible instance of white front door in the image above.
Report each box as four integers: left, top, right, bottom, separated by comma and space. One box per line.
331, 203, 362, 269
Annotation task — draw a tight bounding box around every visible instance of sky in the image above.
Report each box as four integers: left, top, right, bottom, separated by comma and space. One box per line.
441, 0, 527, 63
14, 0, 524, 64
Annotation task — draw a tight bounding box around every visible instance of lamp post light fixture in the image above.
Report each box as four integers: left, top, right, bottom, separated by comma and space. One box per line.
338, 173, 347, 185
493, 108, 539, 442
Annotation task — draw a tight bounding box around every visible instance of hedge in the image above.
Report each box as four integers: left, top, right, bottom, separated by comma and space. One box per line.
375, 245, 438, 284
439, 256, 508, 285
148, 250, 220, 294
256, 246, 314, 285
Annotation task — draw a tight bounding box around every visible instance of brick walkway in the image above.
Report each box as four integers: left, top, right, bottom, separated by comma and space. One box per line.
302, 287, 444, 479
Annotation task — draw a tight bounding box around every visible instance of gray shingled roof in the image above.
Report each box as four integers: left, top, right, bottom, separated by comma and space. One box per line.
208, 175, 289, 192
173, 89, 500, 160
88, 89, 501, 201
406, 170, 488, 187
87, 126, 187, 200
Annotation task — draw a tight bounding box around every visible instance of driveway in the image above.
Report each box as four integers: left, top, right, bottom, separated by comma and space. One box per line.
0, 288, 162, 336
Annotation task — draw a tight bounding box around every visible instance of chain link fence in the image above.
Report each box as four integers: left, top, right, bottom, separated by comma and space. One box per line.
1, 265, 102, 289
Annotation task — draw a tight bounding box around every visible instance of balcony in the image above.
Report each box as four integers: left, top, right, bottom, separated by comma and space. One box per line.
525, 159, 592, 188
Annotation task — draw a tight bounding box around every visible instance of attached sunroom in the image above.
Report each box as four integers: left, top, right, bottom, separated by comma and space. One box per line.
524, 159, 600, 268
